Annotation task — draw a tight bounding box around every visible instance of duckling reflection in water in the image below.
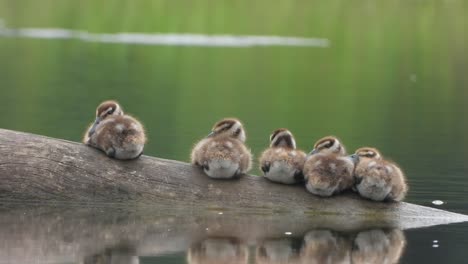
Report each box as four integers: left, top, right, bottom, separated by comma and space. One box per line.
352, 147, 408, 202
256, 237, 303, 264
84, 100, 146, 160
255, 228, 406, 264
303, 136, 355, 196
191, 118, 252, 179
187, 237, 248, 264
351, 229, 406, 264
259, 128, 307, 184
300, 230, 352, 264
84, 244, 139, 264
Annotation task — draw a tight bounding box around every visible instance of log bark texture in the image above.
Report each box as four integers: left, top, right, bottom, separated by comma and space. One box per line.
0, 128, 467, 223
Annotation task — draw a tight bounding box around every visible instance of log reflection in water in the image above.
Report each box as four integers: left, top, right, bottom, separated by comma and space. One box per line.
0, 204, 408, 263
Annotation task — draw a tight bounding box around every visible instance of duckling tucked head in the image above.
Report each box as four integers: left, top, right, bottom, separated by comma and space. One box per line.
353, 147, 407, 201
96, 100, 123, 120
310, 136, 345, 156
352, 147, 382, 163
208, 118, 246, 142
88, 100, 124, 137
269, 128, 296, 149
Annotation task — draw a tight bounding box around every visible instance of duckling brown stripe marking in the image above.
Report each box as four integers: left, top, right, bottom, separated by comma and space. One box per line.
270, 128, 288, 142
97, 103, 116, 115
315, 139, 333, 149
217, 120, 234, 128
274, 135, 294, 148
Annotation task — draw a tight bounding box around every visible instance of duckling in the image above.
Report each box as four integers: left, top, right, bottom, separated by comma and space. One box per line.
187, 237, 248, 264
191, 118, 252, 179
303, 136, 355, 197
300, 230, 351, 264
259, 128, 306, 184
84, 244, 139, 264
351, 229, 406, 264
256, 237, 303, 264
83, 100, 146, 160
352, 147, 408, 202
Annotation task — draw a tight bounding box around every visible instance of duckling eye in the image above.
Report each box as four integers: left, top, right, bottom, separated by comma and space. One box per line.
361, 151, 375, 157
234, 128, 241, 136
108, 108, 115, 114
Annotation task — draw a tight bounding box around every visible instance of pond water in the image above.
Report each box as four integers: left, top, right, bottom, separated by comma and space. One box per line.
0, 0, 468, 263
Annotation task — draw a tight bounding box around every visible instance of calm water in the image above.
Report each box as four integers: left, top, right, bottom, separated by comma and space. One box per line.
1, 0, 468, 263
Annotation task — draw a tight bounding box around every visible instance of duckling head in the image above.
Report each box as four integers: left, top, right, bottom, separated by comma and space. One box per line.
96, 100, 124, 120
269, 128, 296, 149
208, 118, 246, 142
87, 100, 124, 136
309, 136, 345, 156
352, 147, 382, 163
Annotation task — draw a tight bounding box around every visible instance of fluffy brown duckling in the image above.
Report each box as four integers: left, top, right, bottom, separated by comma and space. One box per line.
300, 230, 352, 264
187, 237, 248, 264
256, 237, 303, 264
351, 229, 406, 264
191, 118, 252, 179
352, 147, 408, 202
83, 100, 146, 160
259, 128, 307, 184
303, 136, 355, 197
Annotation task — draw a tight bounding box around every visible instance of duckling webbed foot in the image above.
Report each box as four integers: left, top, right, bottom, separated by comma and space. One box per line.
106, 147, 116, 158
261, 162, 270, 174
136, 150, 144, 159
232, 169, 242, 179
202, 162, 210, 171
293, 170, 304, 183
355, 176, 363, 185
383, 194, 397, 203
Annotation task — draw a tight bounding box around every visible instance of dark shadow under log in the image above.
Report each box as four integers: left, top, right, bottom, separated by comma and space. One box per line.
0, 128, 467, 225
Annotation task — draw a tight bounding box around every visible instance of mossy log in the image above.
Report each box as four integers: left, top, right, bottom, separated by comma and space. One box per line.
0, 128, 467, 223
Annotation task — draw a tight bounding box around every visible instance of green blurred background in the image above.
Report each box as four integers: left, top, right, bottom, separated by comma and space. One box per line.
0, 0, 467, 209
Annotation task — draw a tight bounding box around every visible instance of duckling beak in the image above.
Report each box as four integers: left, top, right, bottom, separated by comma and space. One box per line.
206, 131, 215, 138
349, 154, 359, 164
87, 117, 102, 136
308, 149, 318, 156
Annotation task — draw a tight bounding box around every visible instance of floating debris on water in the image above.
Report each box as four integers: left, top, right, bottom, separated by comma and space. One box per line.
0, 18, 330, 48
432, 244, 439, 248
432, 200, 444, 205
433, 240, 438, 243
285, 232, 292, 235
218, 212, 223, 215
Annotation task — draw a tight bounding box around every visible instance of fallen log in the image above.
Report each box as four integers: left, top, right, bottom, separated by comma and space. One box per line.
0, 128, 467, 225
